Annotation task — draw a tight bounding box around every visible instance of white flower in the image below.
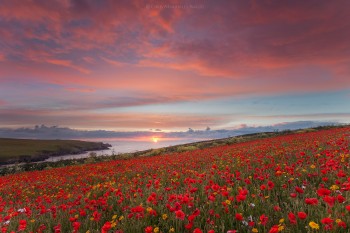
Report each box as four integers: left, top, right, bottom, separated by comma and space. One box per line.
3, 220, 10, 225
17, 208, 26, 213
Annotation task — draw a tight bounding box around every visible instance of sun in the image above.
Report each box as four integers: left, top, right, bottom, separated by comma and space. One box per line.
152, 137, 158, 143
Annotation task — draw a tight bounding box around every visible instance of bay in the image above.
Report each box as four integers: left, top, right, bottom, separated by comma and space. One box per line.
44, 137, 202, 162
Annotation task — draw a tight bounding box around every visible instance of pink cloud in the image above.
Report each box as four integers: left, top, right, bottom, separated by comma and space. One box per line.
46, 59, 90, 74
0, 0, 349, 132
0, 108, 230, 130
100, 57, 129, 67
65, 87, 95, 93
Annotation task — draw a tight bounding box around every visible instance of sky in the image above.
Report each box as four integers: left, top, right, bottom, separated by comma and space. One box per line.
0, 0, 350, 132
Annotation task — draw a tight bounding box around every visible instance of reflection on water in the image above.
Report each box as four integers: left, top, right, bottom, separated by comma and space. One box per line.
44, 138, 202, 162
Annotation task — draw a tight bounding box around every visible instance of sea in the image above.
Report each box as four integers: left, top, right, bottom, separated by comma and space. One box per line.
44, 137, 204, 162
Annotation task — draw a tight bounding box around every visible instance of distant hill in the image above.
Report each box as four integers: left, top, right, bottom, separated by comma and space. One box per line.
0, 138, 111, 164
0, 121, 341, 140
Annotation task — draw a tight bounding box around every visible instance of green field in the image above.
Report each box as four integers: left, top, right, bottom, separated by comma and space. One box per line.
0, 138, 110, 164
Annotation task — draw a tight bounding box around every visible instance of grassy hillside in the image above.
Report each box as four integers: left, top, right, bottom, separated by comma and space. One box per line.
0, 126, 349, 232
0, 138, 111, 164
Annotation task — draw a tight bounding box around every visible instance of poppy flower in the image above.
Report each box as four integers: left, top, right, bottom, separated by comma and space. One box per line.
297, 212, 307, 220
101, 222, 111, 233
193, 228, 203, 233
317, 188, 331, 196
321, 217, 333, 225
269, 225, 279, 233
235, 213, 243, 221
175, 210, 185, 220
144, 226, 153, 233
305, 198, 318, 205
288, 212, 296, 224
259, 214, 268, 225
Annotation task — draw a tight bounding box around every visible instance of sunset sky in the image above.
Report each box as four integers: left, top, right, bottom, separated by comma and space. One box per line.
0, 0, 350, 131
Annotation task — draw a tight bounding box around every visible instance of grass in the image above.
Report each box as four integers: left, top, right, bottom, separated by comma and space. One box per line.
0, 125, 349, 232
1, 125, 346, 176
0, 138, 110, 164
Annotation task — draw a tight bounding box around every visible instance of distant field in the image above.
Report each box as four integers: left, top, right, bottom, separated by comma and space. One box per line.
0, 138, 110, 164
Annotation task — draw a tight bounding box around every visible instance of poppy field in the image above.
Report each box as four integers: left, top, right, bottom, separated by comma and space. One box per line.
0, 127, 350, 233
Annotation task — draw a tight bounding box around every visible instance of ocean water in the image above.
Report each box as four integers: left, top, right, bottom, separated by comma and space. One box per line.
44, 138, 202, 162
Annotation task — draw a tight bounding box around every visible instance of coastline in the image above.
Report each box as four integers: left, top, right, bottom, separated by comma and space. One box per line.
0, 138, 111, 165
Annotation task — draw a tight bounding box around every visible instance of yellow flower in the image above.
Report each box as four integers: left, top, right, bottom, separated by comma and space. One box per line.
330, 185, 339, 191
335, 219, 342, 224
86, 231, 90, 233
169, 227, 175, 233
111, 222, 117, 228
279, 218, 284, 223
309, 221, 319, 229
30, 219, 35, 223
119, 216, 124, 221
147, 207, 153, 212
310, 164, 316, 169
252, 228, 258, 232
112, 214, 118, 220
162, 214, 168, 220
154, 227, 159, 233
225, 199, 231, 205
278, 225, 285, 231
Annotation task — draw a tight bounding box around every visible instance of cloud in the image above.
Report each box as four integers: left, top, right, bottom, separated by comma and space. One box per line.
0, 108, 230, 130
65, 87, 95, 93
46, 59, 91, 74
1, 0, 349, 94
0, 121, 341, 140
100, 57, 129, 67
0, 0, 349, 130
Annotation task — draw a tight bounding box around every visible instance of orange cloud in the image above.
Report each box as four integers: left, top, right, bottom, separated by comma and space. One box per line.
46, 59, 90, 74
0, 108, 230, 130
0, 0, 349, 130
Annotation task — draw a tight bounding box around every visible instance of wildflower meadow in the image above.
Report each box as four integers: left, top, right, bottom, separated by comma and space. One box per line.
0, 127, 349, 232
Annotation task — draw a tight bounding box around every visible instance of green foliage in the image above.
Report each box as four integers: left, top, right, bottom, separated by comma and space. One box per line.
176, 145, 198, 153
0, 138, 110, 164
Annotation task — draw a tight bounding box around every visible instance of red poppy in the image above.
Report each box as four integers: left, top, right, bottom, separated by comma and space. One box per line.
260, 214, 268, 225
288, 212, 296, 224
175, 210, 185, 220
297, 212, 307, 220
295, 187, 304, 194
305, 198, 318, 205
337, 194, 345, 203
269, 225, 279, 233
144, 226, 153, 233
193, 228, 203, 233
317, 188, 331, 196
101, 222, 111, 233
235, 213, 243, 221
321, 217, 333, 225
